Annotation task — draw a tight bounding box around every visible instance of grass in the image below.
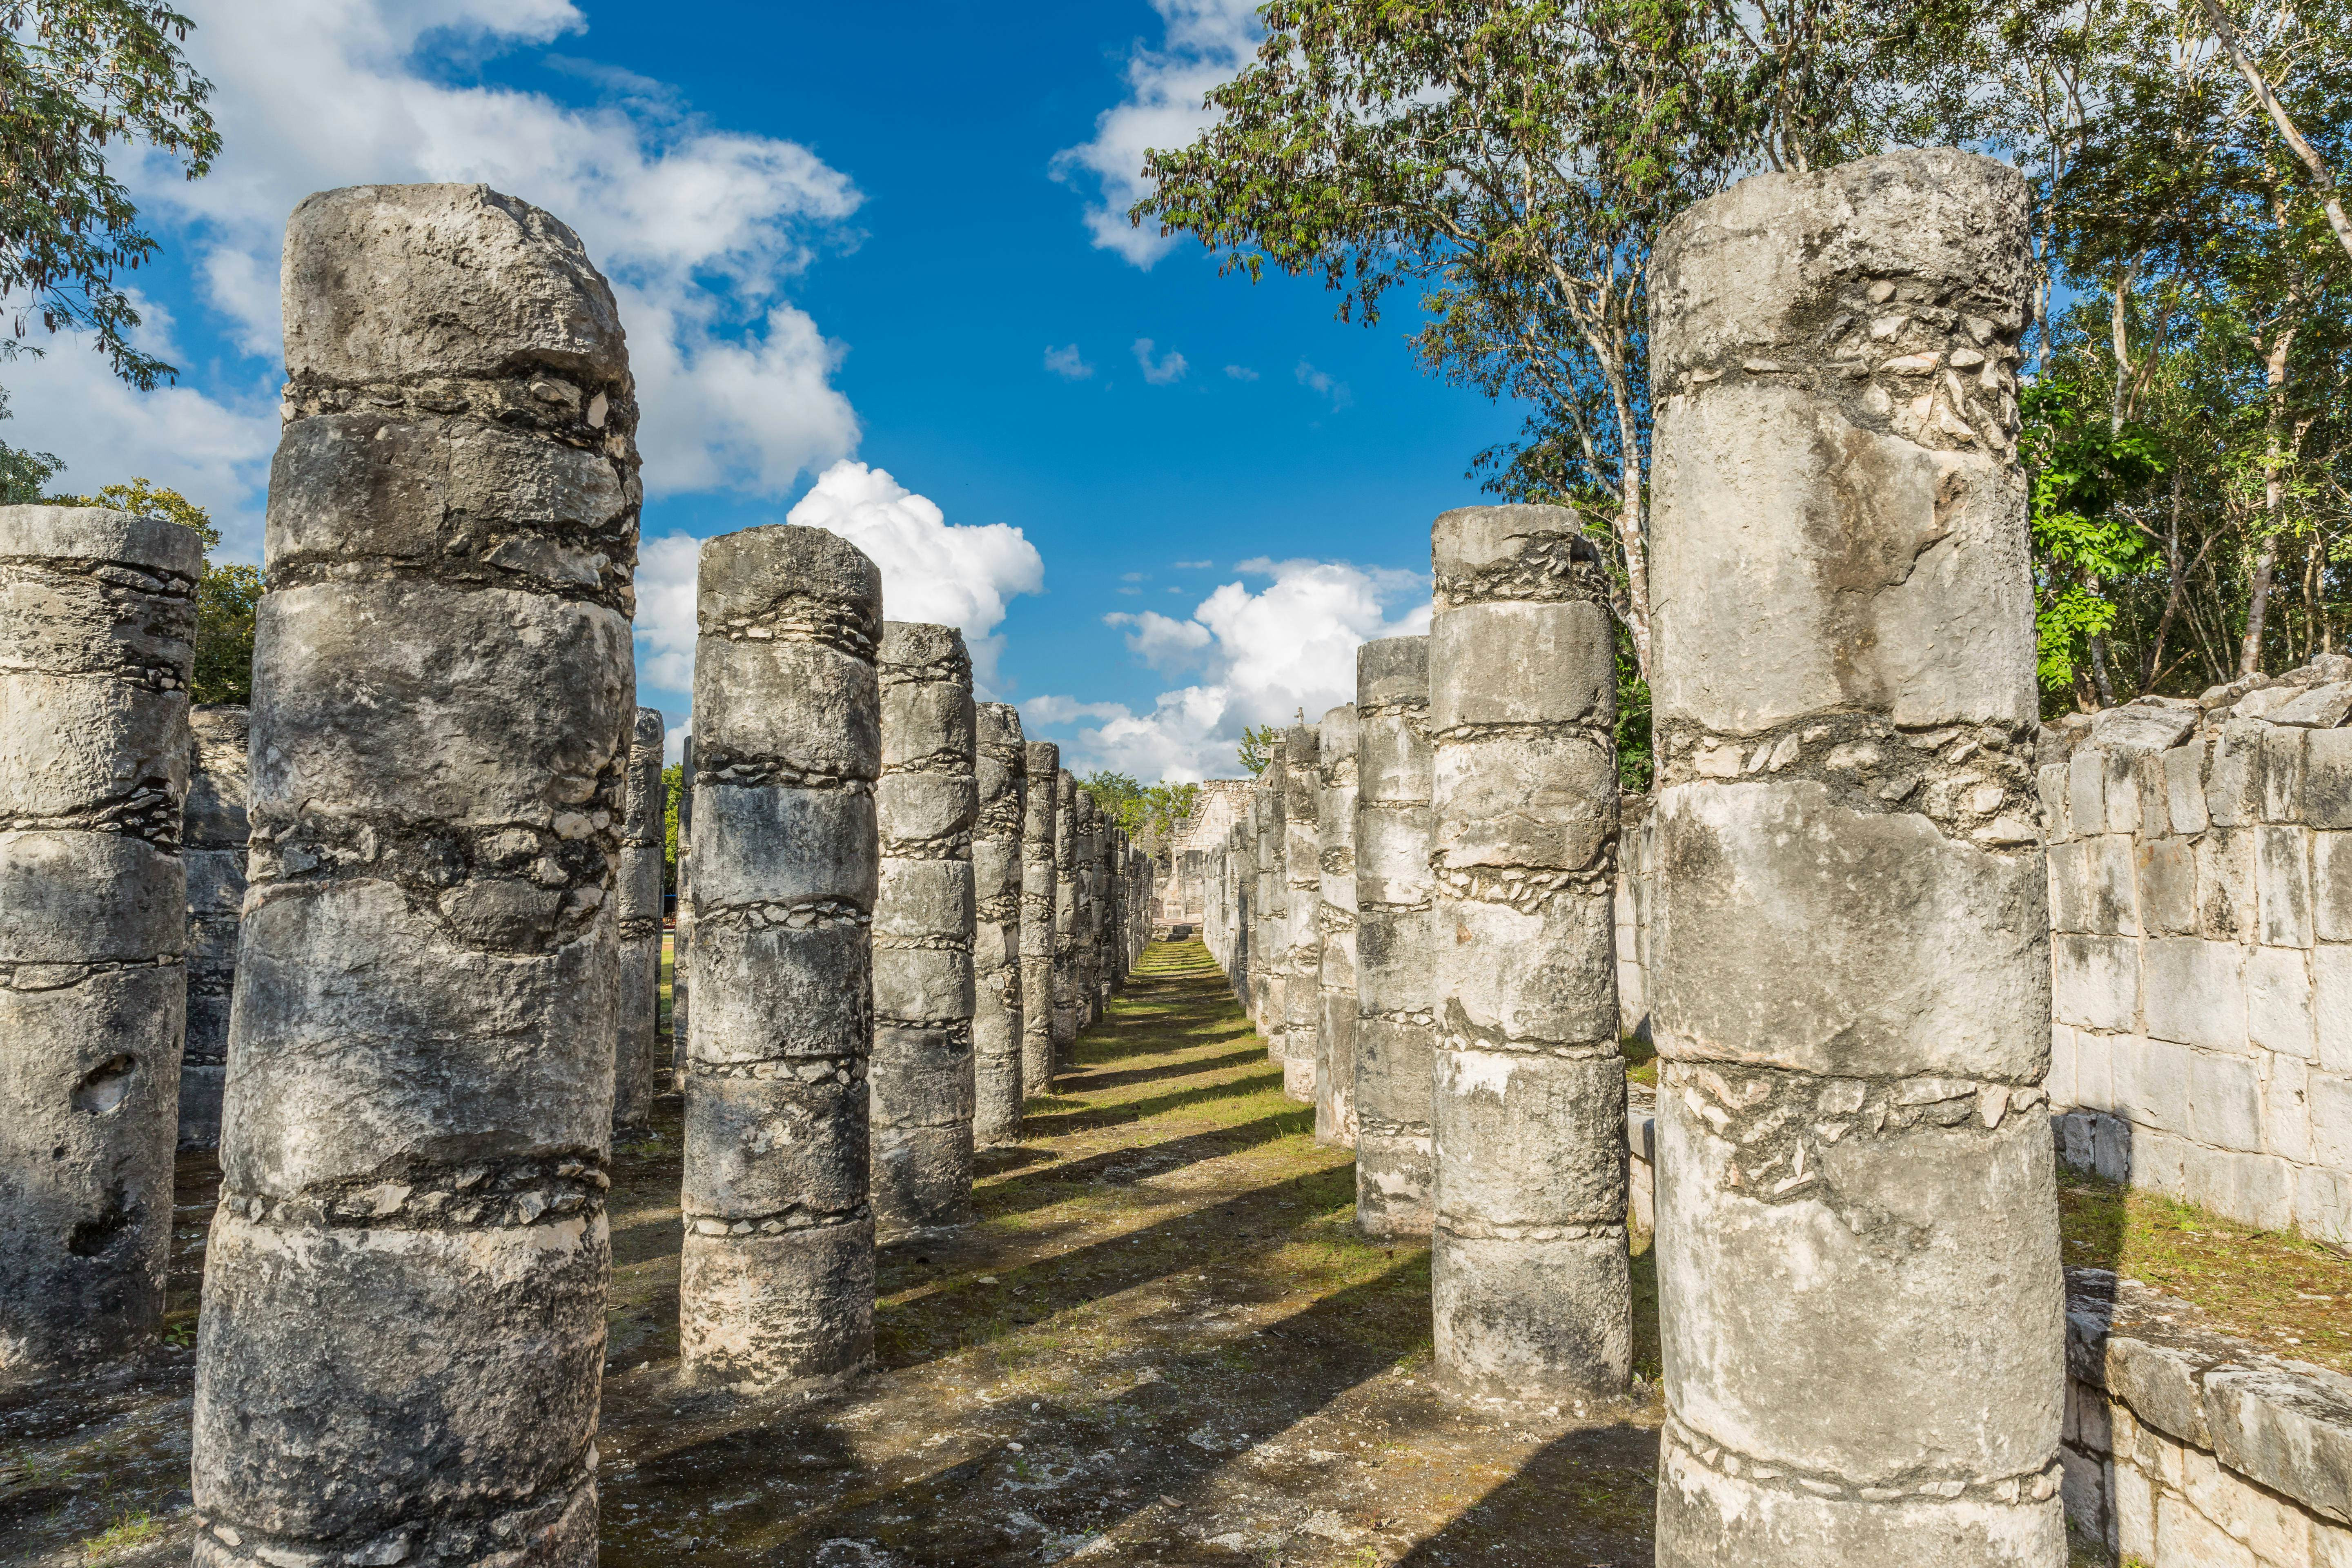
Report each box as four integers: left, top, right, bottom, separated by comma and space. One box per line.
1620, 1033, 1657, 1088
2057, 1168, 2352, 1374
75, 1512, 160, 1565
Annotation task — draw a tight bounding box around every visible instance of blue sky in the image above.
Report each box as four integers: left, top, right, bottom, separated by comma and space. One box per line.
6, 1, 1527, 779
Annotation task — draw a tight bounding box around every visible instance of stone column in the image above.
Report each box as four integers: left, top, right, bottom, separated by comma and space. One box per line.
1281, 724, 1323, 1105
679, 525, 880, 1392
1019, 739, 1059, 1099
0, 505, 196, 1374
872, 623, 978, 1237
973, 703, 1025, 1146
1072, 791, 1101, 1030
1428, 503, 1628, 1411
182, 703, 248, 1150
193, 184, 635, 1566
1354, 636, 1436, 1238
1646, 150, 2060, 1566
1253, 764, 1285, 1044
1052, 769, 1079, 1064
1316, 704, 1360, 1147
613, 706, 665, 1137
672, 732, 693, 1093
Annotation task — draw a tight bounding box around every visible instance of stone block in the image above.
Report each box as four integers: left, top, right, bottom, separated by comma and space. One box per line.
2316, 835, 2352, 943
2266, 724, 2310, 823
2093, 698, 2201, 753
2049, 1024, 2079, 1107
2157, 1491, 2257, 1568
2209, 719, 2263, 827
2049, 839, 2094, 936
2115, 1454, 2156, 1559
2251, 948, 2318, 1062
2184, 1144, 2295, 1231
2114, 1035, 2191, 1135
2167, 741, 2212, 835
2297, 1165, 2351, 1247
2054, 934, 2138, 1035
2137, 836, 2198, 938
2072, 749, 2109, 838
2200, 829, 2258, 943
2265, 1050, 2314, 1163
2092, 834, 2140, 936
1427, 595, 1614, 731
2318, 946, 2352, 1074
2262, 825, 2317, 949
2144, 938, 2247, 1054
2203, 1363, 2352, 1536
1656, 781, 2049, 1078
2307, 728, 2352, 829
2315, 1071, 2352, 1172
2073, 1027, 2114, 1112
2040, 762, 2073, 842
1435, 887, 1616, 1048
2133, 1125, 2194, 1198
2105, 748, 2146, 837
1431, 729, 1616, 874
2188, 1051, 2263, 1152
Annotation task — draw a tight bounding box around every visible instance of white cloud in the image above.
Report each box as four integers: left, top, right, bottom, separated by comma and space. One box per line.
663, 717, 690, 765
1051, 0, 1263, 267
1296, 360, 1353, 410
1044, 343, 1095, 380
1133, 338, 1187, 385
786, 460, 1045, 694
1174, 558, 1212, 568
632, 530, 703, 696
1037, 559, 1430, 781
49, 0, 869, 535
1223, 364, 1259, 381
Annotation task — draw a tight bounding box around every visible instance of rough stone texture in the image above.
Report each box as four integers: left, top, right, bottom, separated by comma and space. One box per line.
1428, 503, 1629, 1412
1074, 790, 1102, 1033
181, 703, 249, 1150
974, 704, 1026, 1146
872, 622, 978, 1238
1053, 769, 1079, 1065
1647, 150, 2064, 1567
679, 525, 880, 1393
1020, 740, 1060, 1100
1253, 769, 1285, 1042
612, 706, 665, 1138
191, 185, 637, 1568
1615, 802, 1656, 1046
672, 732, 692, 1094
1355, 635, 1436, 1239
2041, 670, 2352, 1247
2060, 1268, 2352, 1567
0, 506, 198, 1376
1317, 704, 1360, 1148
1281, 726, 1323, 1105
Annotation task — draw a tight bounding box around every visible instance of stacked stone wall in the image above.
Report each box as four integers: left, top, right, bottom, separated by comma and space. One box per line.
181, 702, 247, 1149
2042, 674, 2352, 1247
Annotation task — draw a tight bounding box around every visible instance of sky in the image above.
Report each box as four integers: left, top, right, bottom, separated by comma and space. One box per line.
4, 0, 1528, 780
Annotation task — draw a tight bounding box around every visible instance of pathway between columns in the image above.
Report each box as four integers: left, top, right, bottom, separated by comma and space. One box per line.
0, 940, 1663, 1568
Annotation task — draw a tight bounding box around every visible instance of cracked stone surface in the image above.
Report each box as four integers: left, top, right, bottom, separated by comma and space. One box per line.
178, 704, 246, 1152
1354, 636, 1435, 1241
1020, 742, 1060, 1101
0, 503, 199, 1378
614, 706, 667, 1138
1647, 149, 2063, 1568
974, 704, 1027, 1148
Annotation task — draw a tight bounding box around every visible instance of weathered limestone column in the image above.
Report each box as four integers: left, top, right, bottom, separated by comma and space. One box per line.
1019, 739, 1059, 1099
1072, 791, 1101, 1030
672, 732, 693, 1093
1281, 724, 1323, 1105
1227, 814, 1254, 1007
194, 185, 635, 1564
612, 706, 665, 1137
872, 623, 978, 1236
680, 525, 879, 1391
1428, 504, 1628, 1410
1355, 637, 1435, 1237
973, 703, 1025, 1145
1253, 763, 1286, 1044
182, 703, 248, 1150
1316, 704, 1360, 1147
1646, 150, 2060, 1565
0, 505, 196, 1373
1053, 769, 1079, 1062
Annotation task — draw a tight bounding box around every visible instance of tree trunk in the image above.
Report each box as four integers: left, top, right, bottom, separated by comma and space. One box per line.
2238, 323, 2298, 677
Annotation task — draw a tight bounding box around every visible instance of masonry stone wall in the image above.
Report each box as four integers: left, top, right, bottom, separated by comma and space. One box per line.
181, 702, 248, 1150
2041, 672, 2352, 1248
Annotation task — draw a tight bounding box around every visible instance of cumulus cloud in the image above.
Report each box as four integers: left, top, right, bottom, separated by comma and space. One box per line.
1037, 559, 1430, 781
1133, 338, 1188, 385
1223, 364, 1258, 381
1051, 0, 1263, 267
1296, 360, 1353, 410
39, 0, 866, 541
786, 460, 1045, 693
1174, 559, 1212, 568
1044, 343, 1095, 380
632, 530, 704, 696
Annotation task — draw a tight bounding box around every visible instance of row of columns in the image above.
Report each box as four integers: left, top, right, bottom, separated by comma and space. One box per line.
0, 180, 1159, 1567
1195, 149, 2064, 1566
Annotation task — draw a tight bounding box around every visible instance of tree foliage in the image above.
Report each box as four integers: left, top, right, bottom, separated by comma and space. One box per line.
0, 387, 61, 501
1236, 724, 1281, 777
1, 0, 220, 387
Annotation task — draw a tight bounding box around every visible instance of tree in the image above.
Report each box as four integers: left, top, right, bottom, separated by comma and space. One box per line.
46, 479, 259, 704
663, 762, 684, 895
1135, 0, 1967, 674
1236, 724, 1281, 777
0, 388, 62, 501
1, 1, 219, 387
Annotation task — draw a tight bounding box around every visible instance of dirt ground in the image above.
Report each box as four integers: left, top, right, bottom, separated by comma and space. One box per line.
0, 939, 1664, 1567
